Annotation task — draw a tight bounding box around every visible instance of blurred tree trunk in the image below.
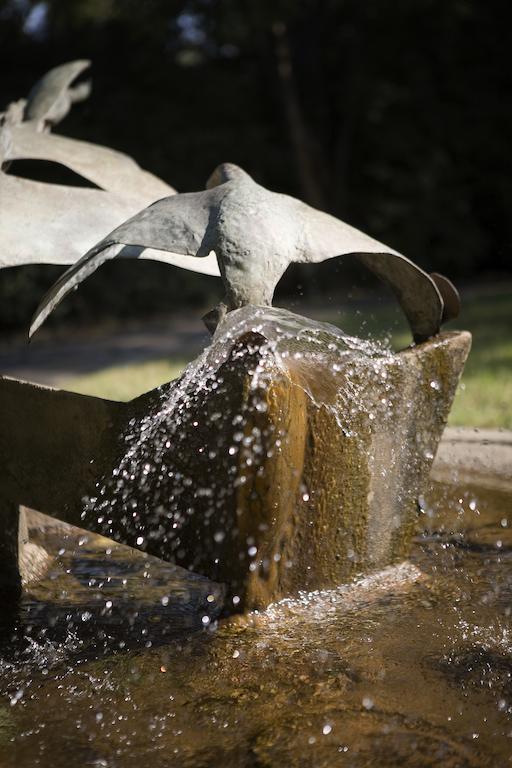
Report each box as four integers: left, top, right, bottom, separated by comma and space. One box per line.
272, 20, 326, 210
331, 19, 363, 217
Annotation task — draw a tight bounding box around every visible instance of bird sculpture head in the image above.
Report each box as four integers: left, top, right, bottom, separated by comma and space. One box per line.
29, 162, 460, 342
206, 162, 250, 188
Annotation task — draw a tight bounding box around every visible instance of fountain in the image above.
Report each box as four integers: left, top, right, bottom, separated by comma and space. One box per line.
0, 305, 470, 609
0, 106, 472, 608
2, 64, 511, 768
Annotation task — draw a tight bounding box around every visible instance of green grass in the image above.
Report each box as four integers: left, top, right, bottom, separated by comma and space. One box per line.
65, 287, 512, 429
442, 290, 512, 428
66, 359, 187, 402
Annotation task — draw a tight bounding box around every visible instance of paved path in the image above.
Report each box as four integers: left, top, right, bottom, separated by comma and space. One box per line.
0, 313, 210, 386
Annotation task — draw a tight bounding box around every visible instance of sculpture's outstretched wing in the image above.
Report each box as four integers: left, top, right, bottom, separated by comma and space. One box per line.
2, 122, 174, 200
29, 190, 222, 338
0, 173, 219, 278
292, 201, 446, 341
25, 60, 91, 124
0, 173, 145, 267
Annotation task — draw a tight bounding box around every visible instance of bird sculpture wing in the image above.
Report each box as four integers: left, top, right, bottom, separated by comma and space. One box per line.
292, 200, 458, 341
29, 190, 223, 337
2, 121, 174, 199
24, 60, 91, 124
0, 172, 219, 274
429, 272, 460, 324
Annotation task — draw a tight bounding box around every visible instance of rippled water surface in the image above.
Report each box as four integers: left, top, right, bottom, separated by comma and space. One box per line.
0, 477, 510, 767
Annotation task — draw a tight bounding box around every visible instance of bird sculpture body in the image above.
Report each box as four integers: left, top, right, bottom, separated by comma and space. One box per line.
30, 163, 459, 341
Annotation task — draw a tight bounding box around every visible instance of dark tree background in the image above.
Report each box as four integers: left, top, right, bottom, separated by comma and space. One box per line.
1, 0, 510, 329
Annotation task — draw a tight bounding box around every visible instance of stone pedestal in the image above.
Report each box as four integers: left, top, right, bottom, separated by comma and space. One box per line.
0, 307, 471, 611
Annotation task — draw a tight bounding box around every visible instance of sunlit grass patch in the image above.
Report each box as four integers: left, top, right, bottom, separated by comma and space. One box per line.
443, 290, 512, 428
66, 359, 187, 402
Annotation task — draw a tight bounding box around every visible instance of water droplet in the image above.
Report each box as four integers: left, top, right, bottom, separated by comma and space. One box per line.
322, 723, 332, 735
10, 689, 24, 706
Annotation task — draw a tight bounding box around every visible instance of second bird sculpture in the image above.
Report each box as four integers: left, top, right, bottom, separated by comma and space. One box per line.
30, 163, 459, 340
0, 62, 220, 276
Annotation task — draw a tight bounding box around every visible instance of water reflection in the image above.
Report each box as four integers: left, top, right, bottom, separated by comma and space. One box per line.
0, 479, 510, 767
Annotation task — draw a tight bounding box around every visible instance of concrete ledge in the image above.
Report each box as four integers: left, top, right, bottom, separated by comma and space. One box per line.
434, 427, 512, 491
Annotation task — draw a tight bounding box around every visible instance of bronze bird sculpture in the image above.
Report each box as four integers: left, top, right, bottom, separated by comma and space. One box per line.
30, 163, 459, 340
0, 63, 222, 277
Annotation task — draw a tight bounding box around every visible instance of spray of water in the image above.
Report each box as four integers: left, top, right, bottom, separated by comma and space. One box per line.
81, 306, 395, 569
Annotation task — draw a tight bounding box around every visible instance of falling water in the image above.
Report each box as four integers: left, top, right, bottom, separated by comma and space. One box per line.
80, 306, 394, 571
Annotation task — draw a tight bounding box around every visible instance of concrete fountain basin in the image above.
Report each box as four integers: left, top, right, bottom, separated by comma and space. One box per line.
0, 306, 470, 610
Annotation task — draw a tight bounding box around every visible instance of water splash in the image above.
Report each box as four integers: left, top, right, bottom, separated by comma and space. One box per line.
81, 306, 394, 568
